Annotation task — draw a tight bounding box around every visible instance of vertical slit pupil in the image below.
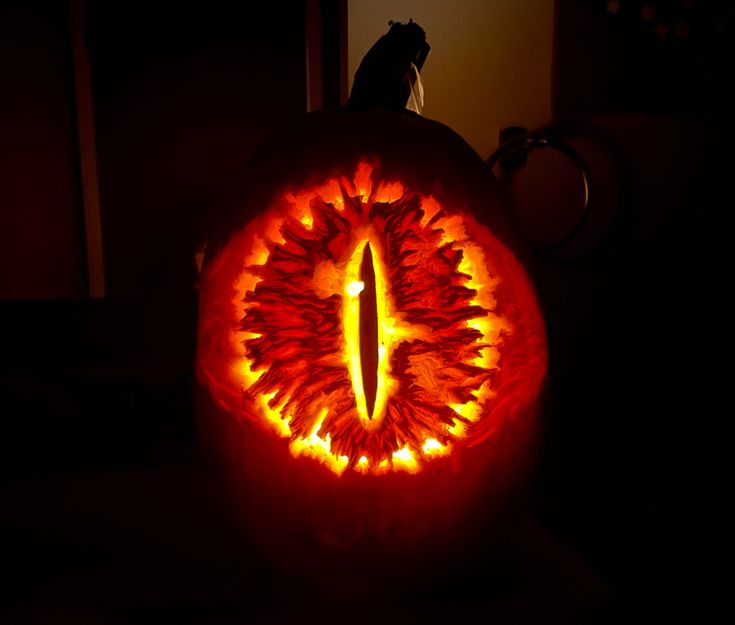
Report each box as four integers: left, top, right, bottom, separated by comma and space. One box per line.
359, 242, 379, 419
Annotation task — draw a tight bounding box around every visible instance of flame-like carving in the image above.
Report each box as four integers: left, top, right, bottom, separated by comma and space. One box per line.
202, 163, 522, 475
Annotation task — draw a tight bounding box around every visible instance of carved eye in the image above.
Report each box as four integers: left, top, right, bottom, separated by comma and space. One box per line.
197, 162, 546, 476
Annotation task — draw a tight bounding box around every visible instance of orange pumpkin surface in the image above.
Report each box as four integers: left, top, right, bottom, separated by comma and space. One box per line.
196, 109, 547, 590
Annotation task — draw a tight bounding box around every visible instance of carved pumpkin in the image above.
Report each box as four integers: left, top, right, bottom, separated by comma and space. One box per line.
196, 108, 547, 590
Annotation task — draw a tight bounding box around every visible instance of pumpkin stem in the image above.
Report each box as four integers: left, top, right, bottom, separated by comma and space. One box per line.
347, 20, 430, 113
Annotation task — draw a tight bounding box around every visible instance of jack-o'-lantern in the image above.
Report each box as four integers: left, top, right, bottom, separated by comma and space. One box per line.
196, 22, 547, 593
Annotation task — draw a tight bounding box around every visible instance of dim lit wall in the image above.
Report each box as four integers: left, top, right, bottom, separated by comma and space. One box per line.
1, 3, 308, 301
88, 3, 307, 297
348, 0, 555, 159
0, 3, 86, 300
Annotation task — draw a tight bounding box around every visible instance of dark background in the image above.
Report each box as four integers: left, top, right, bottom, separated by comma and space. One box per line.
1, 0, 733, 623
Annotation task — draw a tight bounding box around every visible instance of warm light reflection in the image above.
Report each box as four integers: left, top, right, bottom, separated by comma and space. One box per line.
346, 281, 365, 297
374, 180, 404, 203
392, 446, 419, 473
353, 162, 373, 201
422, 438, 451, 457
289, 408, 349, 475
447, 418, 467, 438
340, 233, 414, 429
223, 162, 513, 475
343, 239, 369, 425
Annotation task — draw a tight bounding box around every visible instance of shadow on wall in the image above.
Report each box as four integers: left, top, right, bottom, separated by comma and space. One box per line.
503, 111, 735, 620
0, 2, 308, 479
0, 295, 199, 479
85, 2, 307, 297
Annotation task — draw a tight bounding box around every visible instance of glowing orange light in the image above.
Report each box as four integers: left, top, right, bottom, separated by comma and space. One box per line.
199, 162, 541, 476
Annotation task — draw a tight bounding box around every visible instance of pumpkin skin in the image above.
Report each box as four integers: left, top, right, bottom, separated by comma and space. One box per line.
196, 109, 547, 591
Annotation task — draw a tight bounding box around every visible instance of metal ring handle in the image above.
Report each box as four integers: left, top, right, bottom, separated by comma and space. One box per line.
487, 132, 592, 254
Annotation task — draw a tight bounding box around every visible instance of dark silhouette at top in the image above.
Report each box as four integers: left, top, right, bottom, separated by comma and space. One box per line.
348, 19, 430, 112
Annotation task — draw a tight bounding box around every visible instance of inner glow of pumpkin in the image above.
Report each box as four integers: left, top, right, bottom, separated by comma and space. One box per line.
342, 234, 404, 428
223, 163, 511, 475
